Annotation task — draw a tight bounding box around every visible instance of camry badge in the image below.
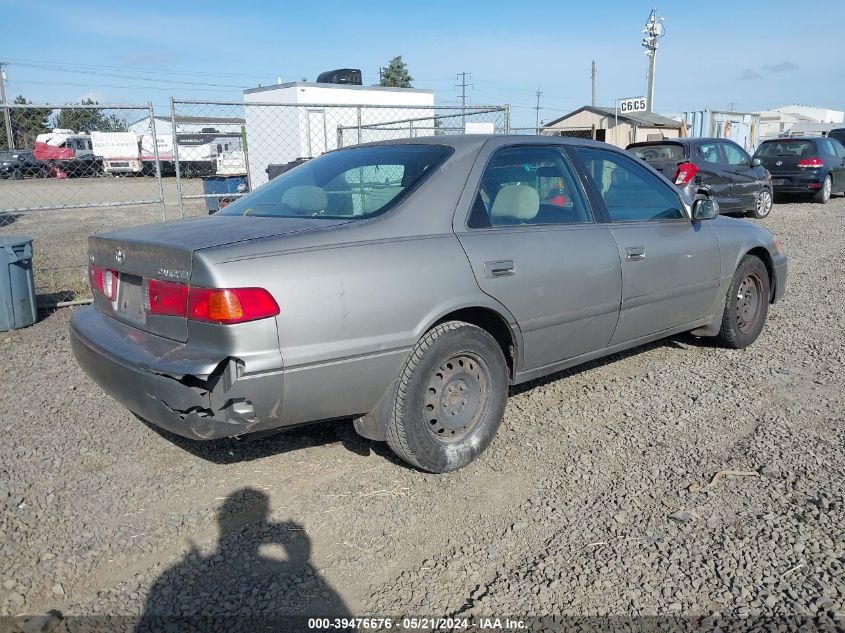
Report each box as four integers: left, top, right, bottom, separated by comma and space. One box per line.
114, 248, 125, 265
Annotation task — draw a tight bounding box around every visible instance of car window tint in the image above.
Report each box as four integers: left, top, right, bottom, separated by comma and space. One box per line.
469, 146, 590, 228
698, 142, 721, 164
820, 139, 838, 157
831, 139, 845, 157
219, 145, 452, 219
756, 140, 816, 157
722, 143, 749, 166
629, 144, 684, 161
574, 147, 684, 222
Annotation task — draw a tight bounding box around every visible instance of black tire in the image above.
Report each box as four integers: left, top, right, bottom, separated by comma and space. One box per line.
716, 255, 770, 349
814, 175, 832, 204
11, 168, 23, 181
386, 321, 508, 473
749, 188, 772, 219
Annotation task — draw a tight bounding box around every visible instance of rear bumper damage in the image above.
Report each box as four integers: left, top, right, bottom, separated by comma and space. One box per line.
70, 307, 284, 440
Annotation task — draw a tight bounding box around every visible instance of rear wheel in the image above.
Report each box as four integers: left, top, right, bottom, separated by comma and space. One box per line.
749, 188, 772, 219
11, 168, 23, 180
386, 321, 508, 473
716, 255, 770, 349
814, 175, 832, 204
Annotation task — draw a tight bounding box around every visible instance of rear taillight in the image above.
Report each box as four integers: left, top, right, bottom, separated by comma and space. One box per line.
144, 278, 189, 317
188, 287, 279, 324
143, 280, 279, 324
89, 263, 117, 301
797, 157, 823, 169
673, 161, 699, 185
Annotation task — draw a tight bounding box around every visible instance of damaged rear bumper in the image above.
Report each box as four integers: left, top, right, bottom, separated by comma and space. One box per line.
70, 307, 284, 440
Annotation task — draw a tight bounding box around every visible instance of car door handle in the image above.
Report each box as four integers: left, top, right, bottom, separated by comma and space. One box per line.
485, 260, 515, 278
625, 246, 646, 262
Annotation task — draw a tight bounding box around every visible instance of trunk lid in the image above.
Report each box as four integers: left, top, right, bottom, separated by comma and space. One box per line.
89, 215, 351, 341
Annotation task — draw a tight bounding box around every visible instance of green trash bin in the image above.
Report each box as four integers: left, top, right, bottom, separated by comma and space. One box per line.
0, 236, 37, 331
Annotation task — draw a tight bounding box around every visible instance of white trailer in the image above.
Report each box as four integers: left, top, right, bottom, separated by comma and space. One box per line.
242, 82, 435, 188
91, 132, 142, 174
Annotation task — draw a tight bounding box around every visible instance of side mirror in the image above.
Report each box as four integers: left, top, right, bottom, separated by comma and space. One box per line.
751, 157, 762, 167
693, 198, 719, 220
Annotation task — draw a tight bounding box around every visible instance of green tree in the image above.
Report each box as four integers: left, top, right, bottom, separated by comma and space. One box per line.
0, 95, 51, 150
54, 98, 128, 133
379, 56, 413, 88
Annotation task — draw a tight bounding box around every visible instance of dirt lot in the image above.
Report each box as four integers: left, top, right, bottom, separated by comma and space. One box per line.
0, 196, 843, 629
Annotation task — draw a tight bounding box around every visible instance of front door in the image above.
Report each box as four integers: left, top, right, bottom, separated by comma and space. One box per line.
721, 140, 760, 211
455, 145, 622, 373
571, 146, 721, 345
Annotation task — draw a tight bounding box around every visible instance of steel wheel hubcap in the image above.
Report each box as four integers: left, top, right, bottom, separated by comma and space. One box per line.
736, 274, 762, 334
424, 354, 489, 442
757, 191, 771, 215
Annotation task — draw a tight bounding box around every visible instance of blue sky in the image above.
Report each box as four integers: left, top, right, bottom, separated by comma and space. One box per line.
1, 0, 843, 127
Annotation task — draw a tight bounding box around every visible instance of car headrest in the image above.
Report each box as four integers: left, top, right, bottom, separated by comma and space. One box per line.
490, 185, 539, 220
281, 185, 328, 214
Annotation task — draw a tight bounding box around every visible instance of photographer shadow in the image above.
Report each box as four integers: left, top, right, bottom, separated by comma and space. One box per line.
137, 487, 350, 632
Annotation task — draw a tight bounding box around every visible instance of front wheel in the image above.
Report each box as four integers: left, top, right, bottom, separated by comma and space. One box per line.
386, 321, 509, 473
749, 188, 772, 219
814, 175, 832, 204
716, 255, 770, 349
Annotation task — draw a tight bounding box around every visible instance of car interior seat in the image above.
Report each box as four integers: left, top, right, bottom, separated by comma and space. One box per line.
490, 184, 539, 224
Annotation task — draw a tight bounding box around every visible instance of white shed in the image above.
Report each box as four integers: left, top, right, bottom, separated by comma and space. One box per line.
243, 82, 435, 187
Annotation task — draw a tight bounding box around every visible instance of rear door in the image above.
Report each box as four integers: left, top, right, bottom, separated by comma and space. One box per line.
693, 141, 736, 211
720, 140, 759, 211
571, 146, 721, 345
455, 144, 622, 373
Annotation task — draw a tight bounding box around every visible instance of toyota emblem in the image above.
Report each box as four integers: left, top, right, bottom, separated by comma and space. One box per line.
775, 160, 782, 166
114, 248, 125, 265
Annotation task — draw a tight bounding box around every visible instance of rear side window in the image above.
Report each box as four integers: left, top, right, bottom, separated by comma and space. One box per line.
468, 146, 591, 228
628, 144, 685, 161
575, 147, 684, 222
756, 140, 816, 157
697, 142, 722, 164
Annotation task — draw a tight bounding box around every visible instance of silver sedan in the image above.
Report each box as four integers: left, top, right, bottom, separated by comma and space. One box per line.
70, 135, 787, 472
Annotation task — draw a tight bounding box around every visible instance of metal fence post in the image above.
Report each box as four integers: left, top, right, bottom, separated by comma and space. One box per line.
336, 125, 343, 149
148, 102, 166, 222
504, 105, 511, 134
356, 106, 362, 145
169, 96, 184, 218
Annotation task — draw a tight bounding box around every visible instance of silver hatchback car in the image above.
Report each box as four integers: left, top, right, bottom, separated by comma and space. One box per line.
71, 136, 787, 472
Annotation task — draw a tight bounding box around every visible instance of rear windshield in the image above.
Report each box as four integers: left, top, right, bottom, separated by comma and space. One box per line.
755, 140, 817, 157
628, 144, 684, 161
219, 144, 453, 219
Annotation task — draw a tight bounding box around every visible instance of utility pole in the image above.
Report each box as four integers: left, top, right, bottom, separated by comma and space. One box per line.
0, 61, 14, 150
591, 60, 597, 107
641, 7, 665, 113
535, 87, 543, 133
455, 72, 472, 131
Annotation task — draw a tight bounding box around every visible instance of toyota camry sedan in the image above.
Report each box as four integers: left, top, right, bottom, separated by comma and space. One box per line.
70, 136, 787, 473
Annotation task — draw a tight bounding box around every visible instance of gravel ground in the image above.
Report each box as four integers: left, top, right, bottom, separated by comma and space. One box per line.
0, 196, 843, 630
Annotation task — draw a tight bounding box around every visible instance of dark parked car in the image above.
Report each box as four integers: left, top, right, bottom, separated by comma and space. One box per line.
71, 136, 787, 472
753, 137, 845, 204
828, 127, 845, 148
0, 150, 48, 179
628, 138, 773, 219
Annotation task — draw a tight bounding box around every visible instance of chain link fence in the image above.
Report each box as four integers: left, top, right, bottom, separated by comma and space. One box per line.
1, 99, 514, 308
168, 100, 510, 217
509, 127, 597, 139
0, 102, 166, 306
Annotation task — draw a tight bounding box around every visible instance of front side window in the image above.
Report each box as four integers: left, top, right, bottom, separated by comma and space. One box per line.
219, 144, 452, 219
722, 142, 750, 166
468, 146, 590, 228
574, 147, 684, 222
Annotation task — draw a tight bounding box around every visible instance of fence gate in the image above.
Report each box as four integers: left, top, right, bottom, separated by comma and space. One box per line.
0, 102, 166, 307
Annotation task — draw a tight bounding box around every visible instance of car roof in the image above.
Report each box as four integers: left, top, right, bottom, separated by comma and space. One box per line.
352, 134, 614, 152
759, 136, 823, 142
